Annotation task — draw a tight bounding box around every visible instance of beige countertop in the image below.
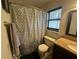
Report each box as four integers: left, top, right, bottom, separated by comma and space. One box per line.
44, 36, 77, 55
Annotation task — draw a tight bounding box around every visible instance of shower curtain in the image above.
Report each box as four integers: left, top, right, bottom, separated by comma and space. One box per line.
10, 4, 47, 55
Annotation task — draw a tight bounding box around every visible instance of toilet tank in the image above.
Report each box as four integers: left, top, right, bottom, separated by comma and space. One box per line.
44, 36, 56, 47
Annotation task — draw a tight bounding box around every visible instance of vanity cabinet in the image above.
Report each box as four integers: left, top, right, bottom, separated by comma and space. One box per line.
53, 44, 77, 59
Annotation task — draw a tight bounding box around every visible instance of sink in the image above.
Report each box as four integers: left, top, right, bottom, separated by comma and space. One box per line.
67, 44, 77, 52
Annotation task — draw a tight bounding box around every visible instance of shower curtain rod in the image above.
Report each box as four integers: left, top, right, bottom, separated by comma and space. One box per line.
9, 2, 46, 12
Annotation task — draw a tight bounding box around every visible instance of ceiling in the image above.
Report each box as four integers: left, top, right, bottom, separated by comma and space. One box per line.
10, 0, 52, 9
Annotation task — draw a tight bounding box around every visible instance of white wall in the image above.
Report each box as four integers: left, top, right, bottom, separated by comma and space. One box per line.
1, 8, 12, 59
43, 0, 77, 41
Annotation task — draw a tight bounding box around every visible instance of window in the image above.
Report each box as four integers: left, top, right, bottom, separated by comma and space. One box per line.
47, 7, 62, 32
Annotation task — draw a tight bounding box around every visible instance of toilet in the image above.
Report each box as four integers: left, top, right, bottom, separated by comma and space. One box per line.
38, 36, 55, 59
38, 44, 49, 57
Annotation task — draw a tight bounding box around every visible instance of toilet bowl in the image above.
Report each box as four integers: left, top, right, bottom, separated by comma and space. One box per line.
38, 44, 49, 57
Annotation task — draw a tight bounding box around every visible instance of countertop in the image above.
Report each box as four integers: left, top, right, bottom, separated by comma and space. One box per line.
44, 36, 77, 55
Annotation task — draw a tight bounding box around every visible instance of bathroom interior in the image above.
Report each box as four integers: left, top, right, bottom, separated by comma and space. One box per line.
1, 0, 77, 59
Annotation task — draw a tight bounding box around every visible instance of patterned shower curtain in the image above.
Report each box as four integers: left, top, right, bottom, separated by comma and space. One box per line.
10, 4, 47, 55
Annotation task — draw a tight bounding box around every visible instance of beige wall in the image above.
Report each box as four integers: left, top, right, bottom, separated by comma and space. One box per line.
1, 8, 12, 59
43, 0, 77, 41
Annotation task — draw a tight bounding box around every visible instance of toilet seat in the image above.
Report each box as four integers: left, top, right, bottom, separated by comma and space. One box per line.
38, 44, 49, 52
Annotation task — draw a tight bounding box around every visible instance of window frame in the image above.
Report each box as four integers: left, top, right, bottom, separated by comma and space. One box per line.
47, 7, 62, 32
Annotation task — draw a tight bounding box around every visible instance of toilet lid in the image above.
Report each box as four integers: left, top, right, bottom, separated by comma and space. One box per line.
38, 44, 49, 52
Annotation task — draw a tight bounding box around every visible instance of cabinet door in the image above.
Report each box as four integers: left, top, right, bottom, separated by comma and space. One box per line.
53, 44, 77, 59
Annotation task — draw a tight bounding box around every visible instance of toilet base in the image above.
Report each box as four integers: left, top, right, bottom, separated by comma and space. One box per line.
41, 52, 52, 59
39, 49, 53, 59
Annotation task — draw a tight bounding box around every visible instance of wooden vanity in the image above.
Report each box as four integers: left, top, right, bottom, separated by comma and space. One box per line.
44, 36, 77, 59
53, 44, 76, 59
53, 38, 77, 59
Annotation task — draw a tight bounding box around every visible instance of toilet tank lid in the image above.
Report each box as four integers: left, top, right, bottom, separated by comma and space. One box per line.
38, 44, 49, 52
